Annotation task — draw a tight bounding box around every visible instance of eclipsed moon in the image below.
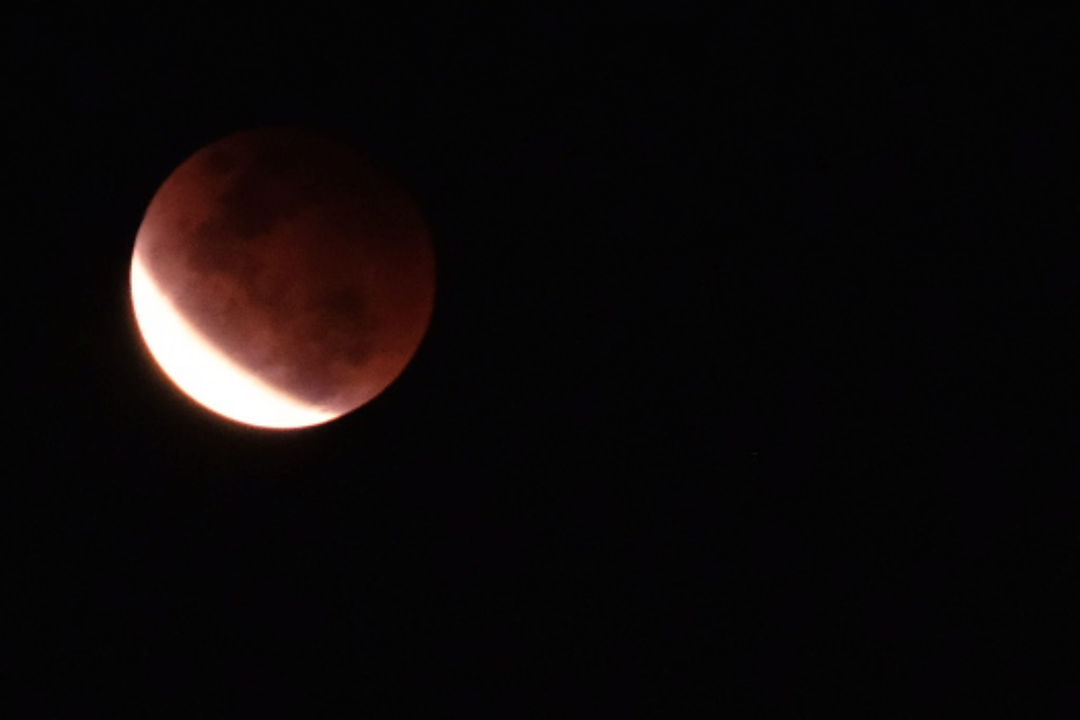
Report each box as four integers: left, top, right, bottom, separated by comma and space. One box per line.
130, 128, 436, 429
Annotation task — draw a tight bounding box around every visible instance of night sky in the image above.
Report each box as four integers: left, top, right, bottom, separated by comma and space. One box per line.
8, 7, 1077, 714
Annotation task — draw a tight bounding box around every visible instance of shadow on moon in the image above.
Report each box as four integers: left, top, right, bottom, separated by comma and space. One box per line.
132, 128, 436, 427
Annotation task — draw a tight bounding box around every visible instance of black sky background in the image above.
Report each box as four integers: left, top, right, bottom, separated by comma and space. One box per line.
7, 6, 1078, 714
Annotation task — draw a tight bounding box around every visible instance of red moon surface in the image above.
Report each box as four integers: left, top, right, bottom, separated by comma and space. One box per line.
130, 128, 436, 429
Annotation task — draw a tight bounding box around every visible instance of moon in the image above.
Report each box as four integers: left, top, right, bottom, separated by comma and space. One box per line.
130, 128, 436, 429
